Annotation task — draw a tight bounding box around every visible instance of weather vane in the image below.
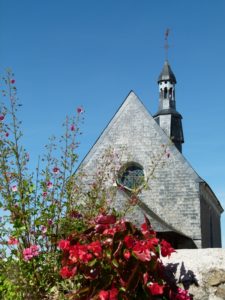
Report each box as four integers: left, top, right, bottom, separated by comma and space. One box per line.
164, 28, 170, 60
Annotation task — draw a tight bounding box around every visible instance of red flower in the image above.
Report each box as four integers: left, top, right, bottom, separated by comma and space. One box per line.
99, 290, 109, 300
148, 282, 164, 295
95, 214, 116, 225
69, 244, 93, 264
69, 247, 79, 263
141, 222, 149, 236
109, 288, 119, 300
60, 266, 77, 279
123, 249, 130, 260
103, 227, 117, 236
5, 132, 9, 137
78, 245, 93, 263
8, 237, 19, 245
0, 115, 5, 121
133, 243, 151, 262
10, 79, 15, 84
124, 235, 136, 249
99, 288, 118, 300
87, 241, 102, 257
160, 240, 175, 257
58, 239, 70, 251
146, 237, 159, 250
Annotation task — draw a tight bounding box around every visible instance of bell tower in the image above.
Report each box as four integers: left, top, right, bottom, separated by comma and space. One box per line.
154, 60, 184, 152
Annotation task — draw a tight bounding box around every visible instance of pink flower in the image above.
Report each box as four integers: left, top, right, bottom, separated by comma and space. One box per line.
23, 248, 32, 261
53, 167, 59, 174
0, 115, 5, 121
23, 245, 39, 261
5, 132, 9, 137
77, 106, 83, 114
70, 124, 75, 131
170, 288, 191, 300
41, 226, 47, 234
42, 191, 47, 197
60, 266, 77, 279
10, 79, 15, 84
47, 181, 53, 189
8, 237, 19, 245
11, 185, 18, 192
176, 288, 191, 300
48, 219, 53, 225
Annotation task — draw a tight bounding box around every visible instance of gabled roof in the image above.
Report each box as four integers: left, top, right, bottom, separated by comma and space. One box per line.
77, 91, 223, 241
79, 90, 198, 182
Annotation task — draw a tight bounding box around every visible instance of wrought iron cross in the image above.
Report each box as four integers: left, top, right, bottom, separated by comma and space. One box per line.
164, 28, 170, 60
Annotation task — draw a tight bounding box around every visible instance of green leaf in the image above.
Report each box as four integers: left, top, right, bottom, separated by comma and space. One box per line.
112, 259, 119, 268
88, 258, 97, 267
105, 249, 111, 259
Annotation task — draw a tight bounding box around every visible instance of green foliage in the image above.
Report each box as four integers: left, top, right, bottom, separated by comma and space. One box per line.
0, 69, 124, 298
0, 70, 182, 299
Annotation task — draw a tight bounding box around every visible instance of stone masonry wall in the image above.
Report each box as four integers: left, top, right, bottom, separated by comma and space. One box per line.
162, 249, 225, 300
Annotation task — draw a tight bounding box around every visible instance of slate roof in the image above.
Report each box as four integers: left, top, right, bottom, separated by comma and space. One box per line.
158, 60, 177, 83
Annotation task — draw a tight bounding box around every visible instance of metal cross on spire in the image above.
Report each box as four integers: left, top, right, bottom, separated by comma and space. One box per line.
164, 28, 170, 60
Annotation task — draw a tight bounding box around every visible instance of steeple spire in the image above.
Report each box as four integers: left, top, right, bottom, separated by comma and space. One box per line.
158, 60, 176, 84
154, 60, 184, 152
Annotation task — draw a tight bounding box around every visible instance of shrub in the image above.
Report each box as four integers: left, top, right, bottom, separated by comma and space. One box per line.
58, 215, 191, 299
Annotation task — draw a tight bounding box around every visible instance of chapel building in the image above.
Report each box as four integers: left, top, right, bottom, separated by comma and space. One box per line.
79, 60, 223, 249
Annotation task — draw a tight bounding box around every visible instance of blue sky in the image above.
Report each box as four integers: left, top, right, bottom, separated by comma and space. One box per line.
1, 0, 225, 246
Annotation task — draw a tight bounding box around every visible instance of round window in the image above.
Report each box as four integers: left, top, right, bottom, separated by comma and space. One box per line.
117, 163, 145, 191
